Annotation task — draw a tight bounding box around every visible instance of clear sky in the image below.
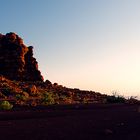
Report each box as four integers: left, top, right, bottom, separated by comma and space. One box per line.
1, 0, 140, 97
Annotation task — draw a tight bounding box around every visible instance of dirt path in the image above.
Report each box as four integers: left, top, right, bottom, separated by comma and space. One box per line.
0, 104, 140, 140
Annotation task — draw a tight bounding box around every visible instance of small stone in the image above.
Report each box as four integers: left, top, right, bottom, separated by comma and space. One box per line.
104, 129, 113, 135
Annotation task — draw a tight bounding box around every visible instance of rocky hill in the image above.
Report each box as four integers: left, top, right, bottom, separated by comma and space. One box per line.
0, 75, 108, 105
0, 32, 43, 81
0, 32, 131, 108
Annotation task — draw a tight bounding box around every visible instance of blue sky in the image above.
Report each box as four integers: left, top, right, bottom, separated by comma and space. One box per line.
1, 0, 140, 97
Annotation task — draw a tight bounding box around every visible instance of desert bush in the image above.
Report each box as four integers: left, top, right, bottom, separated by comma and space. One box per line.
0, 101, 13, 110
106, 96, 125, 103
106, 92, 125, 103
15, 94, 28, 101
127, 96, 139, 104
41, 92, 55, 105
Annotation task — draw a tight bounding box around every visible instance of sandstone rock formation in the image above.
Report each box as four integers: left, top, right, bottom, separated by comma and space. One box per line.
0, 32, 43, 81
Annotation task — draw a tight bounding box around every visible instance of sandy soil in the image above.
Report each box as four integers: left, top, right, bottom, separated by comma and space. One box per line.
0, 104, 140, 140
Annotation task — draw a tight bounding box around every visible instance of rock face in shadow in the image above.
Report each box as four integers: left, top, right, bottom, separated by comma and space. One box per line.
0, 32, 44, 81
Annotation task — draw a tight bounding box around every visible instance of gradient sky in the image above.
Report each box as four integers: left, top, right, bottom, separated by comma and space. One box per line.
1, 0, 140, 97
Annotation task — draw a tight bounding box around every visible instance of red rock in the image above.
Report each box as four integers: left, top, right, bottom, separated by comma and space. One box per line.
0, 32, 43, 81
27, 85, 37, 95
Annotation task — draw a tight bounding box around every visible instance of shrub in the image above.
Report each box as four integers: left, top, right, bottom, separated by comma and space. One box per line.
15, 94, 27, 101
41, 92, 55, 105
106, 91, 126, 103
106, 95, 125, 103
0, 101, 13, 110
127, 96, 139, 104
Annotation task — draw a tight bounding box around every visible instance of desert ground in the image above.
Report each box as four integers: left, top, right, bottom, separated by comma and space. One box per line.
0, 104, 140, 140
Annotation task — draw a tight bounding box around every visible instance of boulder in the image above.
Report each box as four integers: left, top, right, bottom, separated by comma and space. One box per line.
27, 85, 37, 95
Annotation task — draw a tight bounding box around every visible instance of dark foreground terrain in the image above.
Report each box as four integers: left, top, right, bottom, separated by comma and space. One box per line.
0, 104, 140, 140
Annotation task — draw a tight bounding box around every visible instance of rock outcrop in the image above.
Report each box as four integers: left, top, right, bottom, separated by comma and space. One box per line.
0, 32, 43, 81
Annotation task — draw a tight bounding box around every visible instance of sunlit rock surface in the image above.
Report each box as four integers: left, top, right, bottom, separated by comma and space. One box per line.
0, 32, 43, 81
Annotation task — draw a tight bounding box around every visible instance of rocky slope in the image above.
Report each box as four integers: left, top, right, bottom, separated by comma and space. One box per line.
0, 75, 108, 105
0, 32, 132, 107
